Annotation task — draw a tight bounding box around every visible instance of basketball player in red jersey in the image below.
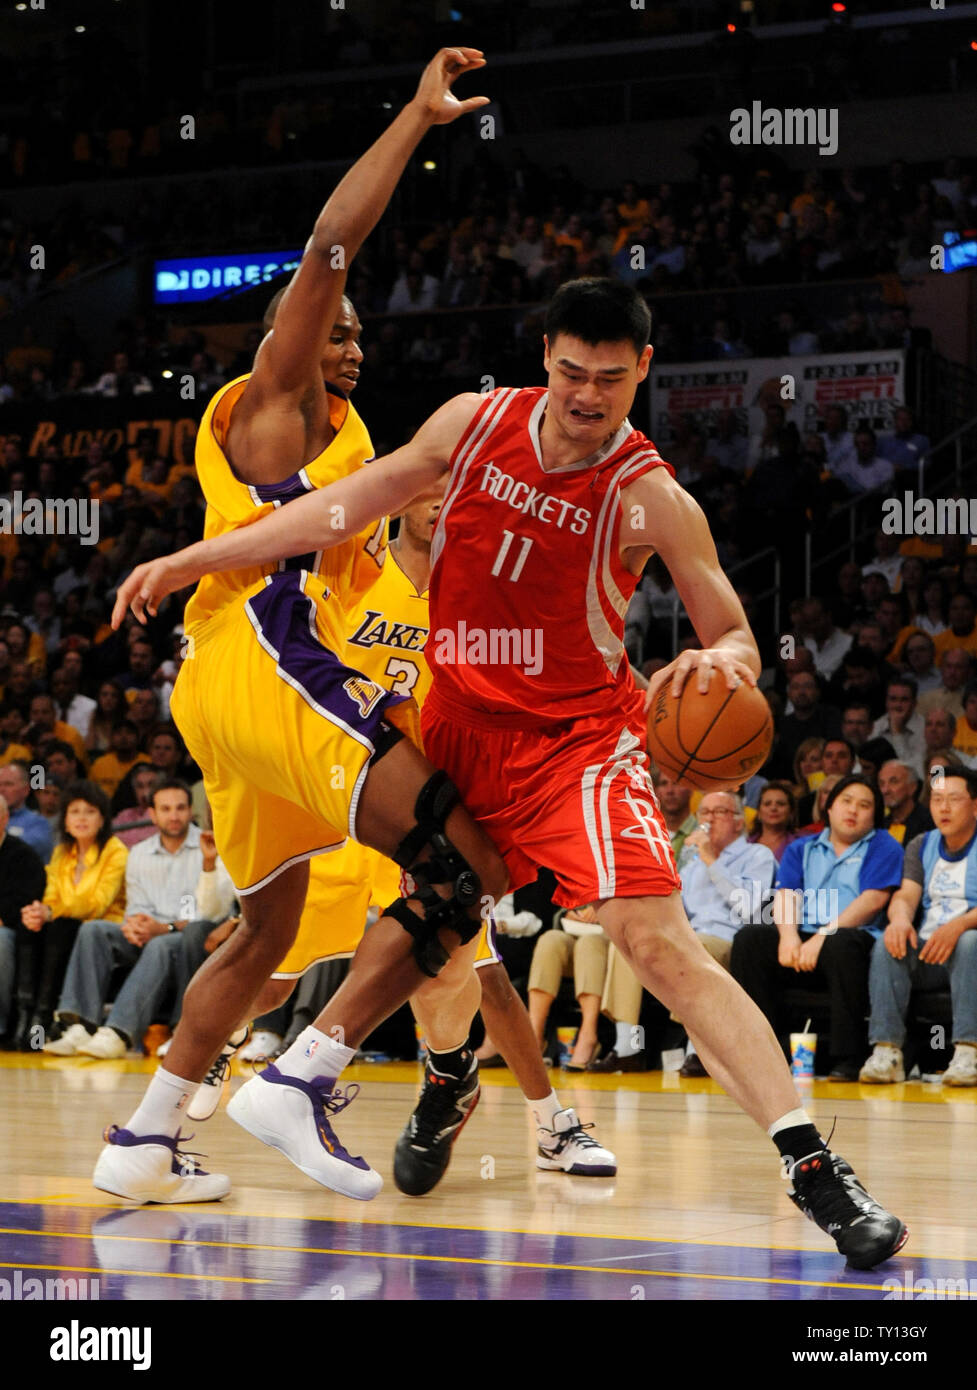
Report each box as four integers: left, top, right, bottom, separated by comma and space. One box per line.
118, 279, 906, 1267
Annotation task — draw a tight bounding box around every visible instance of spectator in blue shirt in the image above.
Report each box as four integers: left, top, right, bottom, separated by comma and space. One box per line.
860, 768, 977, 1087
0, 761, 53, 863
877, 407, 931, 479
675, 791, 777, 1077
731, 775, 904, 1082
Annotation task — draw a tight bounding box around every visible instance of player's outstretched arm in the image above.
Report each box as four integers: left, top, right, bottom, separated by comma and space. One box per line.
248, 49, 488, 404
621, 469, 760, 699
112, 394, 481, 626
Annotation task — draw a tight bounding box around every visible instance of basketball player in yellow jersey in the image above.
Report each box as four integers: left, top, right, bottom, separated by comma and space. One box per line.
195, 485, 616, 1187
94, 49, 511, 1207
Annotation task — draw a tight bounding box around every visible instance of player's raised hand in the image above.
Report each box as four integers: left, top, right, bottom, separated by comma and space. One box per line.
411, 48, 489, 125
112, 554, 191, 628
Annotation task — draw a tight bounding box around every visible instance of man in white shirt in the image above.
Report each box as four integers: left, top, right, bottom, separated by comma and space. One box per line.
50, 667, 96, 741
872, 676, 926, 777
861, 530, 904, 591
820, 404, 857, 477
835, 428, 895, 496
44, 780, 235, 1057
803, 596, 853, 680
860, 768, 977, 1086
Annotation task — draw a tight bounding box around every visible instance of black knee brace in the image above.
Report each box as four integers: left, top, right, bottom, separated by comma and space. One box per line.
382, 771, 482, 978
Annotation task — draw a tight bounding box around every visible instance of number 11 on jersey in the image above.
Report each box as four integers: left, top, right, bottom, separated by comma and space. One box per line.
490, 529, 534, 582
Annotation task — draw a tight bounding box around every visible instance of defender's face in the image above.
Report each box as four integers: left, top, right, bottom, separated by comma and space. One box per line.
543, 334, 652, 445
321, 305, 364, 394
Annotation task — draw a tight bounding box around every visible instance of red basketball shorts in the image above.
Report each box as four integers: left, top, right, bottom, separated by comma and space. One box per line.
421, 701, 682, 908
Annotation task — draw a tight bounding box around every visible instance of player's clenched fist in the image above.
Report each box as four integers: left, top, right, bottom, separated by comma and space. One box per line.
411, 47, 489, 125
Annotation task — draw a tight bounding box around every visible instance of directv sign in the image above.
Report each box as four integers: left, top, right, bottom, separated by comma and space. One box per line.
942, 231, 977, 274
154, 250, 303, 304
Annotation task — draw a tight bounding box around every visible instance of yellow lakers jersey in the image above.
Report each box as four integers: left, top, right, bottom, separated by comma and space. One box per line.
345, 545, 432, 708
184, 374, 387, 640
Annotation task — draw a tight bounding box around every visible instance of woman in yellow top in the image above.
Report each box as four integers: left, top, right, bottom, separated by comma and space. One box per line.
14, 780, 127, 1046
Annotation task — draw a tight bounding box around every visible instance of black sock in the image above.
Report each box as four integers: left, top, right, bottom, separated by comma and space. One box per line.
772, 1123, 824, 1172
428, 1043, 473, 1080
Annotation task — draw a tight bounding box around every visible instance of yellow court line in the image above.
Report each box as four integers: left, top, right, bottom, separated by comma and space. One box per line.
0, 1230, 898, 1294
0, 1260, 270, 1285
0, 1194, 941, 1262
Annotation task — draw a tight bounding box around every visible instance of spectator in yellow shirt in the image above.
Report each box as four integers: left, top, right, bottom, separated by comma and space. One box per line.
953, 684, 977, 763
25, 694, 88, 770
89, 720, 151, 799
14, 781, 127, 1042
934, 592, 977, 663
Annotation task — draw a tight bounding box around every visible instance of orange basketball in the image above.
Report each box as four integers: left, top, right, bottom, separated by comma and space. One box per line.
646, 676, 773, 789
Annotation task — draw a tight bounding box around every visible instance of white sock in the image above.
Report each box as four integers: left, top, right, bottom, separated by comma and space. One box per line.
125, 1068, 199, 1139
275, 1026, 355, 1083
529, 1089, 562, 1129
615, 1022, 639, 1058
767, 1107, 815, 1139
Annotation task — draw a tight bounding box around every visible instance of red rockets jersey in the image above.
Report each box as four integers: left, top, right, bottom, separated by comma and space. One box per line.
427, 386, 674, 728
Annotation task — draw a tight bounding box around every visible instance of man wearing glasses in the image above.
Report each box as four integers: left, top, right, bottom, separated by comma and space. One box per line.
675, 792, 777, 1077
860, 767, 977, 1086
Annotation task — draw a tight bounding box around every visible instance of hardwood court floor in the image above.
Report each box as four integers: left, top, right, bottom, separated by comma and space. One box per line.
2, 1053, 976, 1299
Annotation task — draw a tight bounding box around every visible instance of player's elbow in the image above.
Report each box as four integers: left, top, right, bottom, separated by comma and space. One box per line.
311, 218, 356, 265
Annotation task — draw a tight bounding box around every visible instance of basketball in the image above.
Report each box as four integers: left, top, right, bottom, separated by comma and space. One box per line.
647, 676, 773, 788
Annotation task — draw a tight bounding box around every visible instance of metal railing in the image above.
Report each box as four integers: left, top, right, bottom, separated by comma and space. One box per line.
668, 545, 781, 655
804, 411, 977, 594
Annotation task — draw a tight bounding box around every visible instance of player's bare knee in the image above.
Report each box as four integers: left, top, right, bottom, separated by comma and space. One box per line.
252, 977, 295, 1015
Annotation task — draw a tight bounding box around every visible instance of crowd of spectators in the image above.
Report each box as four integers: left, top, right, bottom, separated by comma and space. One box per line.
1, 150, 965, 399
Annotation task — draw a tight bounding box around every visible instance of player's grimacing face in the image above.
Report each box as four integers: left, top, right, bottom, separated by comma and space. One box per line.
400, 479, 446, 547
543, 334, 652, 441
320, 306, 364, 393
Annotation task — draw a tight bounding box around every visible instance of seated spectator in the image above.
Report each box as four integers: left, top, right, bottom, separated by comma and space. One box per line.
50, 666, 96, 741
0, 759, 53, 862
877, 406, 930, 478
42, 740, 83, 791
819, 404, 856, 478
857, 736, 898, 782
879, 759, 934, 844
0, 701, 32, 767
871, 675, 925, 776
901, 632, 941, 695
877, 594, 920, 664
14, 781, 126, 1045
90, 351, 152, 397
112, 764, 163, 847
917, 648, 972, 720
840, 701, 873, 752
792, 736, 825, 804
0, 793, 46, 1046
934, 592, 977, 664
827, 644, 888, 719
128, 688, 161, 744
923, 707, 959, 766
86, 680, 126, 758
860, 769, 977, 1087
118, 637, 156, 693
25, 693, 88, 768
953, 681, 977, 764
797, 738, 855, 822
591, 772, 696, 1073
835, 428, 895, 496
528, 904, 608, 1070
861, 530, 904, 592
730, 774, 904, 1081
802, 597, 852, 682
779, 670, 841, 769
89, 719, 151, 799
44, 780, 233, 1057
797, 773, 843, 836
706, 408, 748, 474
747, 783, 798, 864
913, 575, 949, 639
674, 792, 778, 1077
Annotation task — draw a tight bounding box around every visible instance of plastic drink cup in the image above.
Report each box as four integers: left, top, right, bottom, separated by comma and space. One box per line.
790, 1031, 817, 1078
